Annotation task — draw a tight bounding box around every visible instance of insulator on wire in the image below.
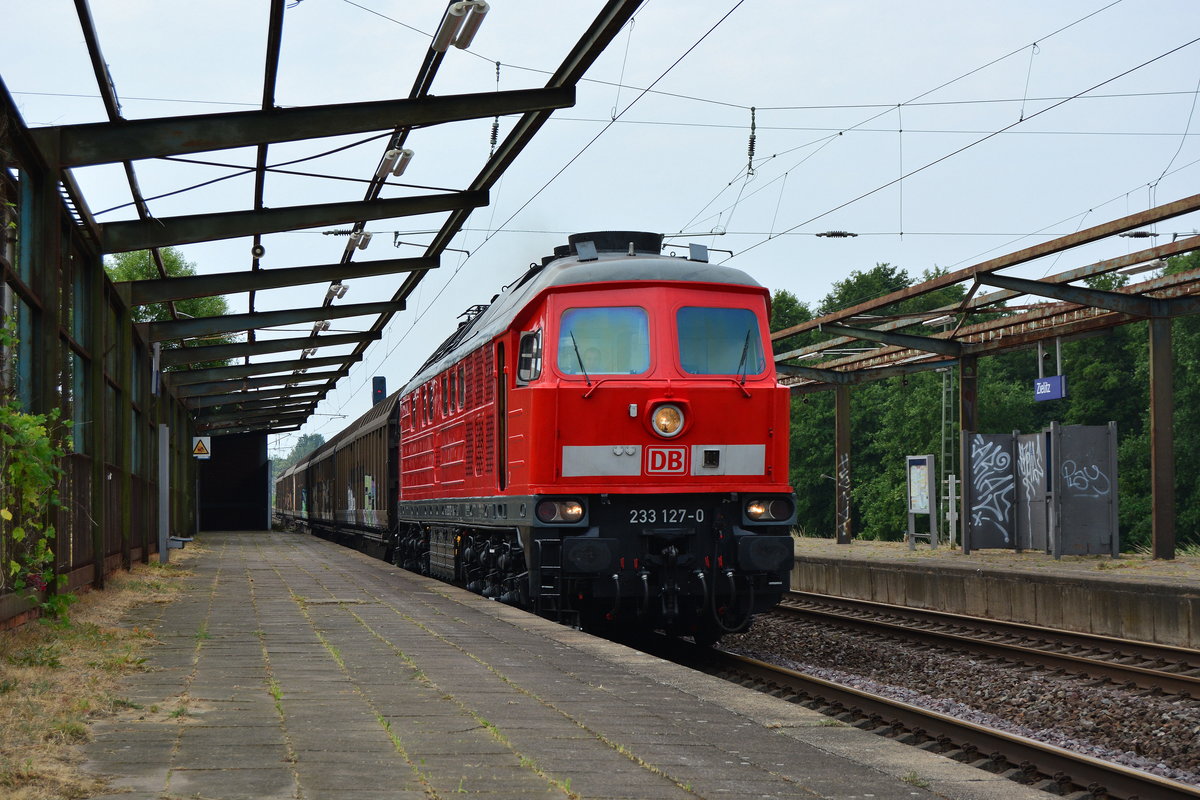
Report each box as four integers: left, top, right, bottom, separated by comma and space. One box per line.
747, 106, 757, 176
490, 118, 499, 156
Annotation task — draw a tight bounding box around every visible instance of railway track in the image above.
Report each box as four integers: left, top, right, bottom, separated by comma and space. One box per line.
703, 647, 1200, 800
779, 591, 1200, 698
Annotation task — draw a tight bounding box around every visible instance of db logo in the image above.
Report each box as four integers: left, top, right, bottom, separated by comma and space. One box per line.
645, 446, 688, 475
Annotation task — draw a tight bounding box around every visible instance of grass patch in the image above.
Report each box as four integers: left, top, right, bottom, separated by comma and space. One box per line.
0, 548, 198, 800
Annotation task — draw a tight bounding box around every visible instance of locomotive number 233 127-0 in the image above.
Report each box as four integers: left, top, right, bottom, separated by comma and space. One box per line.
629, 507, 705, 524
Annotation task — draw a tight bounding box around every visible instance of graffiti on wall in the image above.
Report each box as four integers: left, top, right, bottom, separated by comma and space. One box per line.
970, 436, 1015, 542
836, 452, 851, 536
1061, 460, 1111, 498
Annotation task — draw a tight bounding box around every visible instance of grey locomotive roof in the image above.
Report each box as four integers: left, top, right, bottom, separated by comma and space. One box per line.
402, 246, 763, 394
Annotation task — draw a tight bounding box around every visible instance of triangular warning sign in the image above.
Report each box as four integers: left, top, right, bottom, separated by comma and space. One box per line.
192, 439, 210, 456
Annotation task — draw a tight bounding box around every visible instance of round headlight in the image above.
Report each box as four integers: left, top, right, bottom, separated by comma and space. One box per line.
745, 500, 769, 520
558, 500, 584, 523
745, 498, 794, 522
650, 404, 684, 438
536, 499, 585, 523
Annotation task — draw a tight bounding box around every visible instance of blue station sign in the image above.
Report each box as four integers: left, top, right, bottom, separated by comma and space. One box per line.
1034, 375, 1068, 401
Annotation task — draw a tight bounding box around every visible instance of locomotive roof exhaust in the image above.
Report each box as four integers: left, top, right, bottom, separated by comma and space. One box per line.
553, 231, 663, 258
545, 231, 709, 265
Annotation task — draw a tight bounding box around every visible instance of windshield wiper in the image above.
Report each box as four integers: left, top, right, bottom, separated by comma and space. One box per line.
570, 332, 592, 387
735, 327, 754, 385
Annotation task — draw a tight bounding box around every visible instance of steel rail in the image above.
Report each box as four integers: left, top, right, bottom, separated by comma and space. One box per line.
710, 649, 1200, 800
779, 592, 1200, 697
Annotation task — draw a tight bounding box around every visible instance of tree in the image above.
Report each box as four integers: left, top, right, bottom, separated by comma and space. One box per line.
273, 433, 325, 479
104, 248, 239, 370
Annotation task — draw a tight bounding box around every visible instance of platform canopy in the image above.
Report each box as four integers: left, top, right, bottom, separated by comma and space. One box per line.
24, 0, 645, 436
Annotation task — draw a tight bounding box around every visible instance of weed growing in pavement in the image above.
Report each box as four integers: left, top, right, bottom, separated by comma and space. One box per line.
0, 547, 197, 799
901, 770, 930, 788
5, 642, 64, 669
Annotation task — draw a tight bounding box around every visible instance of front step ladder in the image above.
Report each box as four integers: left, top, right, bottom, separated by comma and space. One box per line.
534, 539, 577, 627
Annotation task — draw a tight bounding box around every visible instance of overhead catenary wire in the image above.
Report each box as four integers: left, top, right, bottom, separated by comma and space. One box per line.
726, 34, 1200, 265
677, 0, 1131, 247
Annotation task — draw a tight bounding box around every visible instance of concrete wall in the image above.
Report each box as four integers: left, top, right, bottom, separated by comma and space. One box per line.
792, 556, 1200, 649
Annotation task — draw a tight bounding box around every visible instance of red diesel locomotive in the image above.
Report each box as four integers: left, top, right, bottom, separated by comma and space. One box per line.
275, 231, 796, 641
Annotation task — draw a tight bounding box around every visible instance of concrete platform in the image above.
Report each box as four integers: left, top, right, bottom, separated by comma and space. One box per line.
83, 531, 1045, 800
791, 537, 1200, 648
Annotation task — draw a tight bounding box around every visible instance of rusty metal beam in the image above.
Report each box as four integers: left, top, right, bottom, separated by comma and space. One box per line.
196, 412, 310, 432
161, 330, 381, 367
959, 355, 979, 435
776, 236, 1200, 364
185, 387, 324, 410
164, 352, 360, 387
194, 396, 316, 416
120, 256, 438, 305
781, 358, 958, 393
145, 301, 401, 343
975, 273, 1157, 317
204, 422, 303, 436
772, 195, 1200, 345
101, 191, 487, 252
820, 323, 965, 356
782, 267, 1200, 383
34, 87, 576, 167
1148, 317, 1176, 560
173, 370, 344, 399
195, 405, 314, 427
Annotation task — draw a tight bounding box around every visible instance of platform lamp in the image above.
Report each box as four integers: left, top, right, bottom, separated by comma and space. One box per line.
431, 0, 489, 52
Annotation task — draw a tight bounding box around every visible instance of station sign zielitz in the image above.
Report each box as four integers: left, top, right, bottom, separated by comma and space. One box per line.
1034, 375, 1068, 402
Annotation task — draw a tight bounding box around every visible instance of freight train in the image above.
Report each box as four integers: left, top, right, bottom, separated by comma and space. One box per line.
274, 231, 796, 642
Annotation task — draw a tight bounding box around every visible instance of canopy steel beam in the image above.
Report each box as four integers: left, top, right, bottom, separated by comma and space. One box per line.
101, 191, 488, 252
195, 397, 316, 416
778, 358, 956, 389
819, 323, 966, 357
776, 236, 1200, 364
162, 330, 380, 367
164, 352, 360, 387
121, 256, 437, 305
205, 422, 302, 436
185, 387, 324, 410
33, 87, 575, 167
976, 273, 1158, 317
174, 369, 344, 398
772, 193, 1200, 345
145, 300, 401, 342
195, 405, 314, 427
196, 411, 310, 432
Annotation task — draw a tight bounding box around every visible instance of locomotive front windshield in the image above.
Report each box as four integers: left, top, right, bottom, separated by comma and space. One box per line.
558, 306, 650, 375
677, 307, 766, 376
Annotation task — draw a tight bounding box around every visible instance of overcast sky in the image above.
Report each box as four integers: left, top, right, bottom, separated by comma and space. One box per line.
3, 0, 1199, 457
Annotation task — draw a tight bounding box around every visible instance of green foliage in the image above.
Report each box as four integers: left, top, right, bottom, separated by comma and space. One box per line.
103, 247, 238, 370
272, 433, 326, 481
0, 323, 71, 617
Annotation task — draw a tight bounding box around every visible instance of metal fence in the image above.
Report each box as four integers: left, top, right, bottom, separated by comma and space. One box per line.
1, 81, 196, 626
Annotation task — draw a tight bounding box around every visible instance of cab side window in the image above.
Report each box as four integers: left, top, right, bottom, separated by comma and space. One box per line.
517, 329, 542, 384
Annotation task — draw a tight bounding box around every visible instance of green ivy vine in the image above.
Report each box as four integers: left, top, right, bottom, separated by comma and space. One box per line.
0, 322, 72, 618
